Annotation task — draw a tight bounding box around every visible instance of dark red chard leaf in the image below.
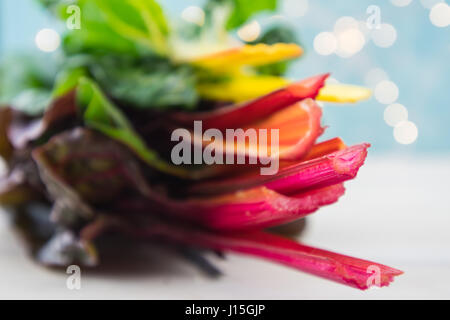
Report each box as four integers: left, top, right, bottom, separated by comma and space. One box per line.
31, 128, 142, 227
0, 107, 13, 161
32, 157, 95, 227
8, 91, 78, 149
169, 74, 329, 130
32, 128, 161, 227
189, 143, 369, 196
125, 218, 403, 290
32, 127, 151, 207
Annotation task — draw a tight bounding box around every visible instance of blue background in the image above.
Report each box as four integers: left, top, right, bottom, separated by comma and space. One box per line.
1, 0, 449, 155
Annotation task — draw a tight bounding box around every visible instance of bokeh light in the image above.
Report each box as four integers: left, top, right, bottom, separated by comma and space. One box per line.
313, 32, 337, 56
335, 28, 365, 58
371, 23, 397, 48
334, 16, 359, 34
237, 21, 261, 42
357, 20, 371, 39
429, 3, 450, 27
394, 121, 419, 144
375, 80, 399, 104
34, 28, 60, 52
314, 13, 401, 59
384, 103, 409, 127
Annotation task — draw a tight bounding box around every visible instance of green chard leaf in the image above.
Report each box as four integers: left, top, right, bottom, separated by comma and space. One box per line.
46, 0, 170, 56
93, 0, 169, 54
205, 0, 278, 30
227, 0, 277, 29
88, 55, 199, 110
52, 67, 88, 98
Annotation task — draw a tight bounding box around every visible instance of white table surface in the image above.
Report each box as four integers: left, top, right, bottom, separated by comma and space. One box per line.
1, 156, 449, 300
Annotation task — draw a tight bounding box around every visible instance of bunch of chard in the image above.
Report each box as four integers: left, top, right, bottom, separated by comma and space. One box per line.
0, 0, 402, 289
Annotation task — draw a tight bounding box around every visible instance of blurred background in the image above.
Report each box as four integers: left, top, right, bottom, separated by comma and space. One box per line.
1, 0, 449, 155
0, 0, 450, 299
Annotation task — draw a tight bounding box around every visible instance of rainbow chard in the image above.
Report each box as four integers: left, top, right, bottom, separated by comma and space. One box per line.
169, 74, 328, 130
0, 0, 402, 290
133, 223, 403, 290
26, 126, 401, 289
